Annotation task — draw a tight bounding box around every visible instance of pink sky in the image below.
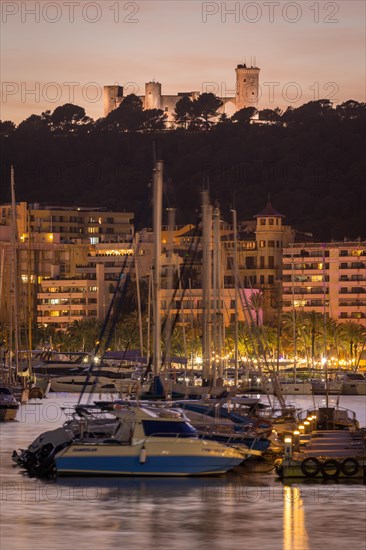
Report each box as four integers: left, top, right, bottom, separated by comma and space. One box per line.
1, 0, 365, 123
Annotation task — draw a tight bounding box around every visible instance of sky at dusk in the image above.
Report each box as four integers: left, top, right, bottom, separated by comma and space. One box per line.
1, 0, 365, 123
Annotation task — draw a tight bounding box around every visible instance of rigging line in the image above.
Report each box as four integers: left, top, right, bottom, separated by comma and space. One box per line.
160, 213, 203, 369
142, 212, 203, 380
225, 253, 279, 409
79, 181, 153, 404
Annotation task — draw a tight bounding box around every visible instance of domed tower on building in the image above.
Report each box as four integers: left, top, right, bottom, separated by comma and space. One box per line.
103, 85, 124, 117
235, 63, 260, 111
144, 81, 162, 110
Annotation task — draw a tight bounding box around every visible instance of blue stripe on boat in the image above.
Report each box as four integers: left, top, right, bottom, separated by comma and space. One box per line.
56, 455, 242, 476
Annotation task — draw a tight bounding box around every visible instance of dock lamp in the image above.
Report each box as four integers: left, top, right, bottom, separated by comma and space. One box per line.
298, 425, 305, 441
307, 417, 314, 431
284, 437, 293, 459
312, 415, 318, 428
304, 420, 310, 434
293, 430, 300, 452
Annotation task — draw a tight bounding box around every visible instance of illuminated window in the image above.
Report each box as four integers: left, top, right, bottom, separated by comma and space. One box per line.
21, 274, 36, 284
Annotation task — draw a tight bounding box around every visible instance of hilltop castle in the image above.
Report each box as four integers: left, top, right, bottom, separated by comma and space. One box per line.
103, 63, 260, 122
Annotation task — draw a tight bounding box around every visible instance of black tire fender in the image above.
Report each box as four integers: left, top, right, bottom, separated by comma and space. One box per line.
340, 458, 359, 477
300, 457, 321, 478
320, 459, 341, 479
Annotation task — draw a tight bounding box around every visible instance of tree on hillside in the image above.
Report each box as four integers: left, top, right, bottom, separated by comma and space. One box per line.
173, 96, 193, 129
336, 100, 366, 121
259, 108, 282, 124
232, 107, 257, 125
103, 94, 145, 132
191, 93, 223, 131
50, 103, 93, 133
16, 111, 51, 135
142, 108, 167, 131
0, 120, 16, 137
282, 99, 336, 125
217, 112, 232, 125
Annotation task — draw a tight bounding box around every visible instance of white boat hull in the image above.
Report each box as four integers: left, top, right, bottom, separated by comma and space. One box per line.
264, 382, 313, 395
50, 376, 139, 394
342, 382, 366, 395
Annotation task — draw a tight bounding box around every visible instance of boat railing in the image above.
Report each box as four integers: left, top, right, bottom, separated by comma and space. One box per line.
143, 432, 199, 442
298, 405, 357, 422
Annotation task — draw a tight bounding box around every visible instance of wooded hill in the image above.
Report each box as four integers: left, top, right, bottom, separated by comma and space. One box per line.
0, 98, 365, 240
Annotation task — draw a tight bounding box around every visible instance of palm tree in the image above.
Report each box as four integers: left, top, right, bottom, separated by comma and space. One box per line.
325, 318, 343, 363
248, 291, 264, 326
339, 322, 366, 368
67, 319, 101, 352
299, 311, 324, 367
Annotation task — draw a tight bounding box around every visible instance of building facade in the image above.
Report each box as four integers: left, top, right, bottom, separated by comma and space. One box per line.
0, 203, 134, 245
282, 242, 366, 326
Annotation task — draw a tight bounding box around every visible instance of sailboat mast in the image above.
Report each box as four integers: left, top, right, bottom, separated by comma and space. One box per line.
291, 246, 297, 381
201, 190, 212, 383
10, 166, 20, 378
165, 207, 176, 366
134, 232, 144, 357
322, 245, 329, 408
27, 206, 33, 374
232, 208, 239, 387
153, 161, 163, 376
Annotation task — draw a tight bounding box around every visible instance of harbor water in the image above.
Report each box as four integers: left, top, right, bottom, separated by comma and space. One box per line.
1, 394, 365, 550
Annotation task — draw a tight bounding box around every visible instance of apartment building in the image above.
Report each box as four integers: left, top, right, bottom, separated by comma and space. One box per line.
0, 202, 134, 244
282, 242, 366, 325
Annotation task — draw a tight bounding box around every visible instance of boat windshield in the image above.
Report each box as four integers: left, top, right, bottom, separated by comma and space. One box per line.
142, 420, 197, 438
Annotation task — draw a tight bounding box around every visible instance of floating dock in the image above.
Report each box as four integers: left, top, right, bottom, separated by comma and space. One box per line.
276, 429, 366, 479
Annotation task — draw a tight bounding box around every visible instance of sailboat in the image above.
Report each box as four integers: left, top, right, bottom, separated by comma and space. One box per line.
0, 166, 22, 418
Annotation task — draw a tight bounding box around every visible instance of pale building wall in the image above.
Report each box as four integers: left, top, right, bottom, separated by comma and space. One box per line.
282, 243, 366, 326
235, 65, 260, 111
103, 85, 124, 117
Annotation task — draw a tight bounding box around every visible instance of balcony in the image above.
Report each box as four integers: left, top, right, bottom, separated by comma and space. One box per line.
339, 301, 366, 307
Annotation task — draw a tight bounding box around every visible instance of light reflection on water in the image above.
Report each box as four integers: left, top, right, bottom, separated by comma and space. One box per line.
1, 394, 365, 550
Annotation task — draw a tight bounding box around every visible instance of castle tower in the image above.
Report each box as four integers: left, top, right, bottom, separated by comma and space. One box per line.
235, 63, 260, 111
144, 81, 162, 110
103, 85, 124, 117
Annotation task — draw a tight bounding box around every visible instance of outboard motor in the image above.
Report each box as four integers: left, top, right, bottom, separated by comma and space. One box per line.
12, 427, 73, 478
